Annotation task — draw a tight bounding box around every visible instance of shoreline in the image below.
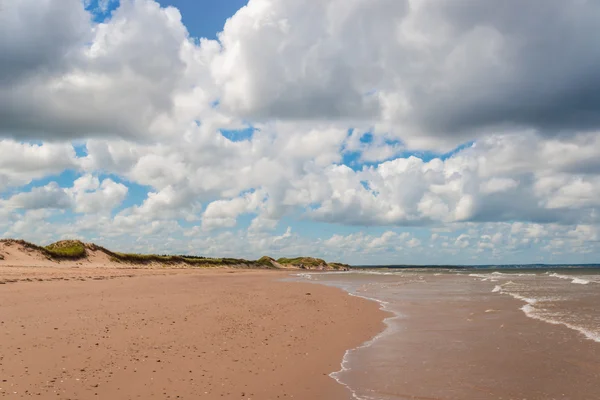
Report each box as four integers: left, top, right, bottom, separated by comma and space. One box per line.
0, 267, 386, 399
330, 292, 398, 400
302, 271, 600, 400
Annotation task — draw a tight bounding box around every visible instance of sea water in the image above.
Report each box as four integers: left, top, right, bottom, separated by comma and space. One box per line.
292, 267, 600, 400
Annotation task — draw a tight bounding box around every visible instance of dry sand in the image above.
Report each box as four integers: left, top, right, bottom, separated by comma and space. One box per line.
0, 268, 385, 399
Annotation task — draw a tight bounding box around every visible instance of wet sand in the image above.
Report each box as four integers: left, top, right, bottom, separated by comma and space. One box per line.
381, 295, 600, 399
0, 268, 385, 399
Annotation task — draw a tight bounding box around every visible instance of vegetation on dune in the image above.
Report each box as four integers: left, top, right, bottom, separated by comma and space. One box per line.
45, 240, 87, 259
257, 256, 276, 267
83, 243, 245, 267
277, 257, 327, 268
113, 252, 215, 266
276, 256, 350, 270
0, 239, 348, 270
0, 239, 87, 260
109, 252, 266, 268
328, 262, 351, 270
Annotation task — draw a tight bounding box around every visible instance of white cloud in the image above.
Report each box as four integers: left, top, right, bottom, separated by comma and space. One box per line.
7, 0, 600, 150
0, 0, 89, 84
407, 238, 421, 248
3, 175, 127, 214
1, 0, 218, 141
212, 0, 600, 149
202, 190, 265, 230
68, 174, 128, 213
480, 178, 519, 194
455, 234, 471, 249
5, 182, 73, 210
0, 141, 77, 191
113, 185, 200, 228
2, 0, 600, 263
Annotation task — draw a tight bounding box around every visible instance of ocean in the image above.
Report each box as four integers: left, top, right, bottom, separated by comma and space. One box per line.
292, 267, 600, 400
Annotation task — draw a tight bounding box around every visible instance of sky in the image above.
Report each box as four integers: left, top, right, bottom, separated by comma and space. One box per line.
2, 0, 600, 265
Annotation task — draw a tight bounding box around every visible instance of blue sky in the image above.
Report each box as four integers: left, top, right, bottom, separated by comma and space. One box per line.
2, 0, 600, 265
157, 0, 248, 39
86, 0, 247, 39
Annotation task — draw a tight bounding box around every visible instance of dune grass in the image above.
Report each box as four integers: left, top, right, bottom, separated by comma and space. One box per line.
257, 256, 276, 267
44, 240, 87, 258
0, 239, 87, 260
328, 262, 351, 270
276, 257, 327, 267
0, 239, 347, 269
109, 252, 264, 268
275, 257, 349, 270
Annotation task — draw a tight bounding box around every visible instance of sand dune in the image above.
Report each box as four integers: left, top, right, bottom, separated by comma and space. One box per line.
0, 240, 113, 268
0, 239, 349, 270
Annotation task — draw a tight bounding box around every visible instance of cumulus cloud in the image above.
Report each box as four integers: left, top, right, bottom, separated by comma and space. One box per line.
0, 0, 89, 84
324, 231, 418, 255
284, 132, 600, 227
202, 190, 267, 231
112, 185, 200, 231
0, 0, 217, 141
5, 0, 600, 149
68, 174, 128, 213
213, 0, 600, 149
5, 183, 73, 210
2, 0, 600, 263
0, 141, 78, 191
3, 175, 127, 214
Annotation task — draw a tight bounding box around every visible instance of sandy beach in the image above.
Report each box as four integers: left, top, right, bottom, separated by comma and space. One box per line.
0, 267, 385, 399
3, 261, 600, 400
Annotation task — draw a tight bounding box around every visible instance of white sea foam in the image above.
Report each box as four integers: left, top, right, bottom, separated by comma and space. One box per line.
469, 273, 489, 278
549, 273, 590, 285
549, 273, 568, 279
506, 292, 538, 305
492, 272, 536, 277
489, 269, 600, 343
319, 270, 400, 276
520, 304, 600, 343
289, 270, 402, 399
469, 273, 495, 281
300, 268, 600, 399
470, 272, 536, 282
492, 280, 600, 343
571, 278, 590, 285
293, 272, 314, 280
329, 290, 402, 400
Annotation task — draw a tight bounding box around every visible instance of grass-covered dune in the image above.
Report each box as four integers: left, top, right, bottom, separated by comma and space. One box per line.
0, 239, 349, 270
2, 239, 89, 260
276, 257, 350, 270
45, 240, 87, 258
